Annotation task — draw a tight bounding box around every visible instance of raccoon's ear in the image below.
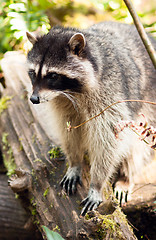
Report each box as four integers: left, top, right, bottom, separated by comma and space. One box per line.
26, 32, 37, 45
69, 33, 86, 56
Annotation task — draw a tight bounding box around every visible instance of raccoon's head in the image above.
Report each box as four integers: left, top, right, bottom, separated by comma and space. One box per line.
26, 27, 97, 104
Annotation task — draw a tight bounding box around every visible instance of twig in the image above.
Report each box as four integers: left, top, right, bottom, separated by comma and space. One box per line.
127, 220, 139, 232
123, 0, 156, 69
67, 99, 156, 130
131, 183, 156, 195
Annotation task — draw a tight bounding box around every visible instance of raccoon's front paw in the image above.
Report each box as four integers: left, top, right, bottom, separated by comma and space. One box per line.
80, 188, 102, 216
114, 180, 133, 206
60, 166, 82, 195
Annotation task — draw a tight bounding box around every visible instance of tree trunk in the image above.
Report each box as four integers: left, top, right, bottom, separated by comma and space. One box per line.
0, 51, 155, 239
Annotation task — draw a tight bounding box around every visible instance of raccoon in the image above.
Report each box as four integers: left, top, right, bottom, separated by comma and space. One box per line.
26, 21, 156, 216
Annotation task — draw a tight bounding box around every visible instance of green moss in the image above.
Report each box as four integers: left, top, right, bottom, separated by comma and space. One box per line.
29, 197, 41, 227
0, 96, 12, 115
31, 208, 37, 216
53, 225, 60, 232
43, 187, 49, 198
30, 197, 37, 208
113, 207, 131, 234
85, 213, 90, 220
19, 142, 23, 151
31, 169, 38, 183
84, 207, 131, 240
30, 197, 35, 204
48, 146, 63, 159
34, 158, 43, 163
32, 134, 36, 144
96, 214, 117, 239
33, 220, 40, 225
15, 193, 19, 199
50, 166, 57, 176
97, 207, 131, 239
18, 137, 23, 151
30, 197, 38, 220
31, 169, 35, 176
102, 217, 116, 231
2, 133, 9, 149
2, 133, 16, 177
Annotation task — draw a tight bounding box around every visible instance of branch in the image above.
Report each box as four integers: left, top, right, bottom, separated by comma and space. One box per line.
68, 100, 156, 130
123, 0, 156, 69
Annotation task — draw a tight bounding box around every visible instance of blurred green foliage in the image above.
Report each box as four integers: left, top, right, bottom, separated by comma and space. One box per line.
0, 0, 50, 56
0, 0, 156, 57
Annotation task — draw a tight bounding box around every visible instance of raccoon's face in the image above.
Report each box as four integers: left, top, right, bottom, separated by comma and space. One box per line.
26, 28, 96, 104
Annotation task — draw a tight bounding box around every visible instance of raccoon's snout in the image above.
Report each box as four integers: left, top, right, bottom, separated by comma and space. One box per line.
30, 94, 40, 104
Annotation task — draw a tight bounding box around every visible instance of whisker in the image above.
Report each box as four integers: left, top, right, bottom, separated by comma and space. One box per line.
61, 92, 78, 111
41, 91, 53, 100
40, 91, 57, 102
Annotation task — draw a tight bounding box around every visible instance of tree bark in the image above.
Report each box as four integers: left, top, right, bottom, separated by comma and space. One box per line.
1, 51, 155, 239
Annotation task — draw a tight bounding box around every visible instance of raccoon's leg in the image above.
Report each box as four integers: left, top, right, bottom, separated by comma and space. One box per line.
60, 166, 82, 195
80, 157, 114, 216
114, 137, 154, 205
81, 185, 103, 216
60, 129, 84, 195
113, 160, 132, 206
80, 144, 126, 216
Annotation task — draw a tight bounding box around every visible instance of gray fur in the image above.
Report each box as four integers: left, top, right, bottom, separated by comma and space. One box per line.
27, 21, 156, 215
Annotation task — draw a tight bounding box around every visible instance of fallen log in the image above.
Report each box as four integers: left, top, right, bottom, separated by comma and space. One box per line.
0, 51, 155, 239
0, 173, 42, 240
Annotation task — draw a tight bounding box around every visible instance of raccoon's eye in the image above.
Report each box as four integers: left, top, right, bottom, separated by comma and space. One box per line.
45, 72, 58, 80
44, 72, 59, 89
44, 72, 58, 84
28, 69, 36, 84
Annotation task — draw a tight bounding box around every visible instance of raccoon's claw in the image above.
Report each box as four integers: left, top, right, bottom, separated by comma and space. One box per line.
60, 166, 82, 195
114, 188, 128, 206
80, 188, 102, 216
114, 181, 133, 206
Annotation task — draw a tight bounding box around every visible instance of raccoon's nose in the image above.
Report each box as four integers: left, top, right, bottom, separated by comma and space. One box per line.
30, 94, 40, 104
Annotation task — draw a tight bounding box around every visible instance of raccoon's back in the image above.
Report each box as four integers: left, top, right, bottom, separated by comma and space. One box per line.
88, 21, 156, 79
86, 22, 156, 104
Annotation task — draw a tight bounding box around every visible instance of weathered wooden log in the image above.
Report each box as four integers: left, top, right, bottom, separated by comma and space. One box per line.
0, 173, 42, 240
1, 51, 155, 239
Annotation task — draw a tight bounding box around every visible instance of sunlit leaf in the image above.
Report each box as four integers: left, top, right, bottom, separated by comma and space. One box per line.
9, 3, 26, 12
